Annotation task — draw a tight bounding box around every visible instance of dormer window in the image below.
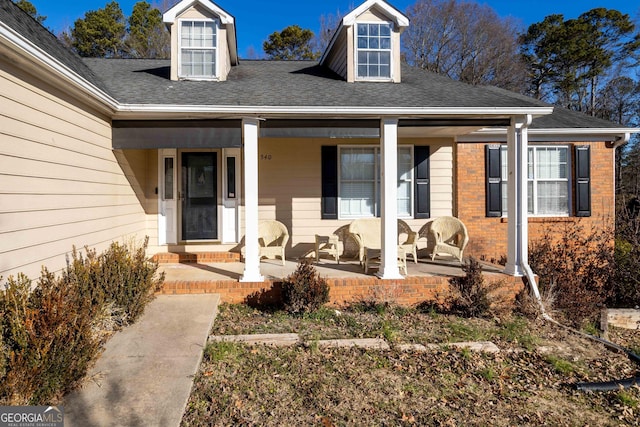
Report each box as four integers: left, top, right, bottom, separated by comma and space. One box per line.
179, 19, 217, 79
356, 23, 392, 80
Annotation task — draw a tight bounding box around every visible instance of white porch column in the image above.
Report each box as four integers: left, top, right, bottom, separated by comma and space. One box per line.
504, 115, 532, 276
377, 117, 403, 280
240, 118, 264, 282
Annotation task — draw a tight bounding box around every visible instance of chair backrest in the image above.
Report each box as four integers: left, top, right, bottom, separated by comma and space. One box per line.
431, 216, 468, 247
258, 220, 289, 247
348, 218, 381, 249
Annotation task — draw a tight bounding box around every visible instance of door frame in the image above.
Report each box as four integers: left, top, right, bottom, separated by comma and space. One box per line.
158, 149, 178, 245
158, 148, 241, 245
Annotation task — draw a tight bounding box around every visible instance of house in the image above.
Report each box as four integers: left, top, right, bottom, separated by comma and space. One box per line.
0, 0, 635, 286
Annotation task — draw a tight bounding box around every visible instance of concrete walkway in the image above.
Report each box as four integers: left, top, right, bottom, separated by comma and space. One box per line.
63, 294, 220, 427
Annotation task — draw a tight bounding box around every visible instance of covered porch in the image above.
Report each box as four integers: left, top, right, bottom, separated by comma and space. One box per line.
114, 114, 543, 288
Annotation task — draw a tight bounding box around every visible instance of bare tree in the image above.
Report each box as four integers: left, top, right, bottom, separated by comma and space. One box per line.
314, 10, 344, 54
403, 0, 527, 91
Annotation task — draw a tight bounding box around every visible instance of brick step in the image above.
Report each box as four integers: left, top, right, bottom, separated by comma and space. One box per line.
153, 252, 241, 264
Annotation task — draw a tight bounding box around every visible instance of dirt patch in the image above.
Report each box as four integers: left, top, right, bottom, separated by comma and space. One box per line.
183, 304, 640, 426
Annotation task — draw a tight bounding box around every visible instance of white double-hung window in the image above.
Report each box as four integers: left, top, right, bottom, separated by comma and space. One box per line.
339, 146, 413, 218
179, 20, 217, 79
356, 23, 392, 80
500, 146, 570, 215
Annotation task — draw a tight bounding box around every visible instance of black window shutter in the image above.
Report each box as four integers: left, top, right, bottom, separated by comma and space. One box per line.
485, 144, 502, 217
414, 146, 430, 219
575, 145, 591, 217
321, 146, 338, 219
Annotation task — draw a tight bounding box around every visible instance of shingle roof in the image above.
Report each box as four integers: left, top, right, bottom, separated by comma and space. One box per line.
0, 0, 108, 93
482, 85, 627, 129
82, 58, 549, 109
0, 0, 628, 131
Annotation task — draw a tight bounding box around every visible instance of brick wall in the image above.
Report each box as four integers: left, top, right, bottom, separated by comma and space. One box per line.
158, 273, 524, 308
456, 141, 615, 262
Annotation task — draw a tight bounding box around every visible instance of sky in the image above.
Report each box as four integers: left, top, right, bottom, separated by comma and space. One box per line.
29, 0, 640, 58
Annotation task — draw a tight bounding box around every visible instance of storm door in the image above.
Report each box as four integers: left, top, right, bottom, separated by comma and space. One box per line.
182, 153, 217, 240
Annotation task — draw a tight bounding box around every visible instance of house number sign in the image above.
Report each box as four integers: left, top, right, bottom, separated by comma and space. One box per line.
260, 154, 272, 160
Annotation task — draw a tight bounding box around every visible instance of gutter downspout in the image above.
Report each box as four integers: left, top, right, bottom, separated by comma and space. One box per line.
613, 132, 631, 149
510, 114, 546, 315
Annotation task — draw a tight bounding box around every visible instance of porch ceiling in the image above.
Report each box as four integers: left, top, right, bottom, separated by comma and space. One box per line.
111, 117, 512, 146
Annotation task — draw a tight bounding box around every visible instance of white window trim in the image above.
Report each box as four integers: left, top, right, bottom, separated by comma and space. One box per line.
337, 145, 414, 219
500, 145, 571, 217
177, 18, 219, 81
354, 21, 394, 82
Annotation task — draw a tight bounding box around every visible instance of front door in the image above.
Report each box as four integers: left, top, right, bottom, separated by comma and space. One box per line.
182, 152, 217, 240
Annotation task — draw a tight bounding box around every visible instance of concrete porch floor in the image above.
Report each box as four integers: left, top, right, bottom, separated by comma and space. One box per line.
159, 256, 506, 283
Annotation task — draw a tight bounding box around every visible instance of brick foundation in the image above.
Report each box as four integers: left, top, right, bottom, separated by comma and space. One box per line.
158, 273, 525, 308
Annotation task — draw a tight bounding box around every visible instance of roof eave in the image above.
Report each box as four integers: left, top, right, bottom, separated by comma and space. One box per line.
163, 0, 235, 24
342, 0, 410, 27
0, 21, 117, 115
112, 105, 554, 120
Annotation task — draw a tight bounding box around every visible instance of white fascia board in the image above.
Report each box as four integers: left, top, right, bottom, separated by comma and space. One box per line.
529, 127, 640, 135
163, 0, 235, 25
0, 22, 118, 113
114, 105, 554, 117
342, 0, 409, 27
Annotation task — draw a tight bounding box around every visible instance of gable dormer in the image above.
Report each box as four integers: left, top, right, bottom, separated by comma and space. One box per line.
163, 0, 238, 81
320, 0, 409, 83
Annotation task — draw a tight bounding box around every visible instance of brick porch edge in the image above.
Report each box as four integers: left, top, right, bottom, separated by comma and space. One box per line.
157, 274, 525, 307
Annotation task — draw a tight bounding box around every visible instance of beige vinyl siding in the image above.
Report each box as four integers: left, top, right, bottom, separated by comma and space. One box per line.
428, 141, 454, 218
0, 61, 148, 279
114, 149, 159, 248
255, 138, 454, 258
325, 29, 348, 80
357, 9, 389, 22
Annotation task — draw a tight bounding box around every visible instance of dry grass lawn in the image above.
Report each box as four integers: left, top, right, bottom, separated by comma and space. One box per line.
181, 304, 640, 426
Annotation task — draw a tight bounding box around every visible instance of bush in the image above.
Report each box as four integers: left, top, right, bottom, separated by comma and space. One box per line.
0, 272, 101, 405
281, 261, 329, 315
445, 257, 499, 318
528, 221, 614, 327
611, 238, 640, 307
0, 237, 164, 405
64, 237, 164, 325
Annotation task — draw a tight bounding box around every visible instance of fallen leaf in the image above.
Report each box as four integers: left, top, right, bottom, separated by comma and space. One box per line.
321, 416, 335, 427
